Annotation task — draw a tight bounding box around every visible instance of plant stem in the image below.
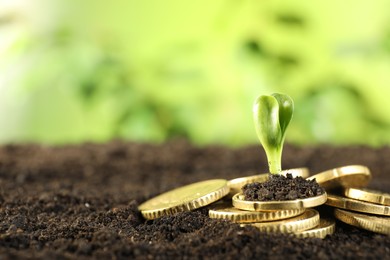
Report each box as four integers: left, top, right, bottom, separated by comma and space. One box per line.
265, 148, 282, 174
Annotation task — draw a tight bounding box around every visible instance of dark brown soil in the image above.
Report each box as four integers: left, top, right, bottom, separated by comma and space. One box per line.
0, 140, 389, 259
242, 174, 325, 201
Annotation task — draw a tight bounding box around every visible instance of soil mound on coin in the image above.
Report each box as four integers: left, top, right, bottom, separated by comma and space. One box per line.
242, 173, 325, 201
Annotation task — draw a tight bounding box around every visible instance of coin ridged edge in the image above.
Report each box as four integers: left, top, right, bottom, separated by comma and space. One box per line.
345, 188, 390, 206
326, 194, 390, 216
243, 209, 320, 233
141, 184, 230, 220
208, 208, 305, 223
334, 209, 390, 235
295, 218, 335, 239
232, 192, 327, 211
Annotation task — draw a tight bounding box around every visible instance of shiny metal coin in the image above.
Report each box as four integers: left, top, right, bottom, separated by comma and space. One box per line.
242, 209, 320, 233
334, 209, 390, 235
345, 188, 390, 206
139, 179, 229, 219
232, 192, 327, 211
209, 201, 305, 223
326, 194, 390, 216
295, 218, 335, 239
307, 165, 371, 190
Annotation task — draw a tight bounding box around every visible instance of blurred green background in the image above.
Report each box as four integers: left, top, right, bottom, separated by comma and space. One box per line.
1, 0, 390, 146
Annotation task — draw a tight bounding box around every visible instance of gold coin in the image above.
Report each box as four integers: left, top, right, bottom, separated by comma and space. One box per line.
138, 179, 229, 220
242, 209, 320, 233
228, 168, 310, 197
208, 201, 305, 223
345, 188, 390, 206
306, 165, 371, 190
326, 194, 390, 216
334, 209, 390, 235
232, 192, 327, 211
294, 218, 335, 239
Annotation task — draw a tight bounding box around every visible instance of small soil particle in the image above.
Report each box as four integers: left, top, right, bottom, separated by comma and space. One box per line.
242, 173, 325, 201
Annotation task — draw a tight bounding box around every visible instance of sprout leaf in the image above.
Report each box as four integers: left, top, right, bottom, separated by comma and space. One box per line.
253, 93, 294, 174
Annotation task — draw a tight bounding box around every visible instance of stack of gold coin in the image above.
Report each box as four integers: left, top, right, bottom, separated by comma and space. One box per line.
229, 191, 331, 238
306, 165, 389, 235
138, 165, 383, 237
326, 190, 390, 235
209, 168, 334, 238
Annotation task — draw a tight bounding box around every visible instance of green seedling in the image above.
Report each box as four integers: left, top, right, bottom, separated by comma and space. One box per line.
253, 93, 294, 174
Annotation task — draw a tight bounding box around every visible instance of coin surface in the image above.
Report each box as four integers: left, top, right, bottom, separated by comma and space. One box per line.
334, 209, 390, 235
228, 168, 310, 197
345, 188, 390, 206
306, 165, 371, 190
326, 194, 390, 216
294, 218, 335, 239
242, 209, 320, 233
232, 192, 327, 211
208, 201, 305, 223
138, 179, 229, 219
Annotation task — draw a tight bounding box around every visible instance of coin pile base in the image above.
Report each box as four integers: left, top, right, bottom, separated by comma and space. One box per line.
209, 201, 331, 237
